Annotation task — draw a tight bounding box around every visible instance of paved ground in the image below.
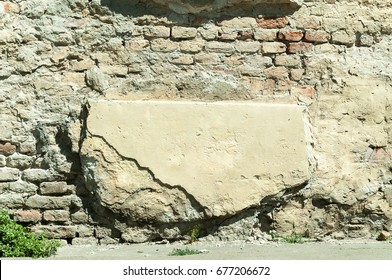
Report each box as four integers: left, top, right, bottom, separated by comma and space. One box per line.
49, 239, 392, 260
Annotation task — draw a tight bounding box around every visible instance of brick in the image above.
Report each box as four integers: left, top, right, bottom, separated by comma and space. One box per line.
245, 56, 273, 68
287, 42, 314, 54
323, 18, 347, 32
77, 225, 94, 237
13, 210, 41, 223
171, 54, 194, 65
150, 38, 178, 52
0, 168, 20, 182
331, 31, 355, 46
43, 210, 70, 222
257, 17, 288, 29
235, 41, 260, 53
25, 195, 72, 209
0, 193, 24, 208
198, 26, 218, 40
7, 181, 38, 194
39, 181, 76, 195
254, 29, 278, 41
171, 26, 197, 39
264, 66, 289, 79
143, 26, 170, 38
219, 28, 238, 41
278, 29, 304, 42
194, 53, 220, 65
32, 225, 77, 239
261, 42, 286, 54
237, 65, 263, 77
22, 169, 64, 183
275, 54, 301, 67
124, 39, 150, 51
179, 40, 205, 53
305, 30, 330, 43
290, 68, 305, 81
0, 142, 16, 155
238, 29, 254, 40
6, 154, 33, 169
205, 41, 235, 53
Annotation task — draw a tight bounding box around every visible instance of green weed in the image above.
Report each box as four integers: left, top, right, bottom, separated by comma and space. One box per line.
169, 248, 202, 256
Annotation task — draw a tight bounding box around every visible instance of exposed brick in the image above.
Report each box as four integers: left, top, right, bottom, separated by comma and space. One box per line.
261, 42, 286, 54
237, 65, 263, 77
198, 26, 218, 40
305, 30, 330, 43
150, 38, 178, 52
7, 181, 38, 194
25, 195, 72, 209
290, 68, 305, 81
143, 26, 170, 38
254, 29, 278, 41
32, 225, 77, 239
278, 29, 304, 42
0, 168, 20, 182
124, 39, 150, 51
205, 41, 235, 53
263, 79, 275, 95
14, 210, 41, 223
194, 53, 220, 65
331, 31, 355, 46
257, 17, 289, 29
291, 86, 316, 96
171, 54, 194, 65
219, 28, 238, 41
179, 40, 205, 53
235, 41, 260, 53
264, 66, 289, 79
77, 225, 94, 237
275, 54, 302, 67
171, 26, 197, 39
43, 210, 70, 222
0, 142, 16, 155
39, 181, 75, 195
287, 42, 314, 54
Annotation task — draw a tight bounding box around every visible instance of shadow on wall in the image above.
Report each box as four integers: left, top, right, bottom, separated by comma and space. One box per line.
98, 0, 301, 25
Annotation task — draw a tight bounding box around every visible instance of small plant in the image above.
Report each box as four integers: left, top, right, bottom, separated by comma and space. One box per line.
281, 233, 304, 244
169, 248, 202, 256
0, 210, 60, 258
189, 224, 200, 243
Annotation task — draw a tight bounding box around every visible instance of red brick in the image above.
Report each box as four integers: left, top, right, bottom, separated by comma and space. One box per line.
305, 30, 330, 43
257, 17, 289, 29
278, 29, 303, 42
14, 210, 41, 223
291, 86, 316, 96
287, 42, 314, 54
0, 142, 16, 155
263, 79, 275, 95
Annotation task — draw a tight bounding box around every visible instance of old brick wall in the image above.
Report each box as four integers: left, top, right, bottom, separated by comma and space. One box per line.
0, 0, 391, 244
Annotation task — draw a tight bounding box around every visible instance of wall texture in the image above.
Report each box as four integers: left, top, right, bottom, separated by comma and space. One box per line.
0, 0, 391, 244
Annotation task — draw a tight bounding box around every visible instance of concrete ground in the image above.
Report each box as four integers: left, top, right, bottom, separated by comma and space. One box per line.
49, 239, 392, 260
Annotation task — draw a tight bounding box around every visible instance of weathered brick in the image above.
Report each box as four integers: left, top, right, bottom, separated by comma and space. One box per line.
180, 40, 205, 53
205, 41, 235, 53
218, 17, 257, 29
323, 18, 347, 32
143, 26, 170, 38
150, 38, 178, 52
278, 29, 303, 42
124, 39, 150, 51
194, 53, 220, 65
293, 16, 321, 29
275, 54, 302, 67
43, 210, 70, 222
305, 30, 330, 43
0, 168, 20, 182
235, 41, 260, 53
32, 225, 77, 239
287, 42, 314, 54
6, 181, 38, 194
13, 210, 41, 223
290, 68, 305, 81
261, 42, 286, 54
171, 26, 197, 39
171, 54, 194, 65
264, 66, 289, 79
22, 169, 63, 183
263, 79, 275, 95
72, 237, 98, 245
71, 211, 89, 224
198, 26, 218, 40
219, 28, 238, 41
0, 193, 24, 208
331, 31, 355, 46
291, 86, 316, 96
6, 153, 33, 169
257, 17, 289, 29
237, 65, 263, 77
77, 225, 94, 237
25, 195, 72, 209
238, 29, 254, 40
254, 29, 278, 41
39, 181, 75, 195
18, 140, 36, 155
0, 142, 16, 155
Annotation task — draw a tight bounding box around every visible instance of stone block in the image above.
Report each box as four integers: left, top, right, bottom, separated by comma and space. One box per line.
179, 40, 205, 53
71, 211, 89, 224
0, 142, 16, 155
275, 54, 301, 67
234, 41, 260, 53
7, 181, 38, 194
150, 38, 178, 52
0, 155, 5, 167
257, 17, 289, 29
287, 42, 314, 54
72, 237, 98, 245
261, 42, 286, 54
0, 168, 20, 182
32, 225, 77, 239
43, 210, 70, 222
0, 193, 24, 208
331, 31, 355, 46
205, 41, 235, 53
290, 68, 305, 81
13, 210, 41, 223
170, 54, 194, 65
194, 53, 220, 65
22, 169, 62, 183
25, 195, 72, 209
69, 58, 94, 71
143, 26, 170, 38
39, 181, 75, 195
84, 100, 309, 217
264, 66, 289, 79
171, 26, 197, 39
278, 29, 304, 42
100, 64, 128, 77
6, 153, 33, 169
198, 26, 218, 40
254, 29, 278, 41
305, 30, 330, 43
124, 39, 150, 51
